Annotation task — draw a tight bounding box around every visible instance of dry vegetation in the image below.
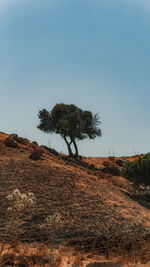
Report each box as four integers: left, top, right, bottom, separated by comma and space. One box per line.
0, 132, 150, 266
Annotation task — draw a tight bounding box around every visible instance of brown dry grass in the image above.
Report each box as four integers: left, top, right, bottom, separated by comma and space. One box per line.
0, 132, 150, 266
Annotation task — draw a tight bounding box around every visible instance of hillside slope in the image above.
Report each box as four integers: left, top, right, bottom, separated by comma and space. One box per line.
0, 132, 150, 260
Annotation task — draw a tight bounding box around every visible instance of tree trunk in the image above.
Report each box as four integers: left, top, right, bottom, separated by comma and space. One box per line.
73, 139, 79, 157
63, 136, 73, 156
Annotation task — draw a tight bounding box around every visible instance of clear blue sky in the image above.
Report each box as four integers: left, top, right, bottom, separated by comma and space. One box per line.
0, 0, 150, 156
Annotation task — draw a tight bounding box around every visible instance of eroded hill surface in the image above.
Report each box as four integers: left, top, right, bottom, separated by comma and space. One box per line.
0, 132, 150, 262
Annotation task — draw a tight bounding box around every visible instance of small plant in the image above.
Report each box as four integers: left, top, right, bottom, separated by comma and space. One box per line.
45, 212, 63, 226
0, 189, 35, 264
6, 189, 35, 212
122, 153, 150, 186
135, 184, 150, 196
44, 213, 64, 266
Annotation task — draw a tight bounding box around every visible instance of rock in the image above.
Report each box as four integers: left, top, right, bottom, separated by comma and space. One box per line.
31, 141, 39, 149
103, 161, 110, 167
101, 165, 120, 176
1, 264, 14, 267
5, 137, 18, 148
10, 134, 30, 145
29, 148, 44, 160
41, 145, 59, 155
16, 137, 30, 145
5, 134, 30, 148
115, 159, 126, 167
86, 262, 122, 267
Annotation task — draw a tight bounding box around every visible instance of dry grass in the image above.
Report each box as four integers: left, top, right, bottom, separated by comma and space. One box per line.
0, 243, 150, 266
0, 132, 150, 266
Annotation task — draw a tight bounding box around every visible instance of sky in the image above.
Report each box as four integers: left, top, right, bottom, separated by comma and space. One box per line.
0, 0, 150, 157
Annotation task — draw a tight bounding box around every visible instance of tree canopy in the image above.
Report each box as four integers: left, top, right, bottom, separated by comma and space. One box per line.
37, 103, 102, 157
122, 153, 150, 186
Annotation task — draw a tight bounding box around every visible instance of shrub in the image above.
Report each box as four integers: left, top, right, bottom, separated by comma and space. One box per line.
122, 153, 150, 186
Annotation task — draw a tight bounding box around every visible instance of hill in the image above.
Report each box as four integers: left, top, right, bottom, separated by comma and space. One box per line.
0, 132, 150, 266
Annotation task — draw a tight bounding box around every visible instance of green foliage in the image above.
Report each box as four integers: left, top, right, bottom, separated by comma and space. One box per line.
37, 103, 102, 157
122, 153, 150, 186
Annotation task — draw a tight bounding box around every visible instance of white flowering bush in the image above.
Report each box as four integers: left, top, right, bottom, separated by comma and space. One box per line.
0, 189, 36, 264
135, 184, 150, 196
44, 212, 64, 264
0, 189, 65, 265
6, 189, 35, 213
45, 212, 63, 226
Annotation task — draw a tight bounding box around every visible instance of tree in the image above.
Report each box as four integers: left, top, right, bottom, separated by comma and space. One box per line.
122, 153, 150, 186
37, 103, 102, 157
